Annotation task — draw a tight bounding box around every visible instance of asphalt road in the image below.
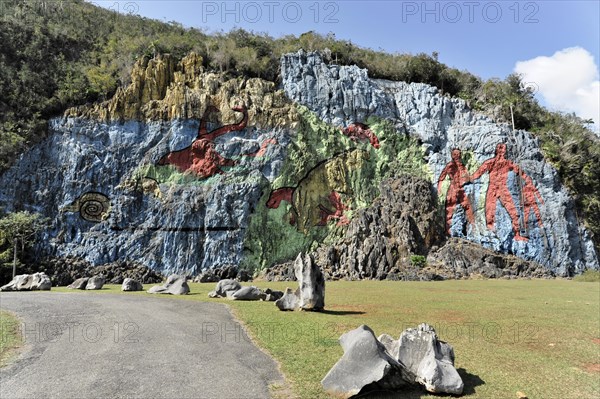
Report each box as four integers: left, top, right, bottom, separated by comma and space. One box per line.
0, 292, 284, 399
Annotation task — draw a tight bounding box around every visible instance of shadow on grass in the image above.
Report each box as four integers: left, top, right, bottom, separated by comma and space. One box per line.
457, 368, 485, 395
343, 368, 485, 398
320, 309, 366, 316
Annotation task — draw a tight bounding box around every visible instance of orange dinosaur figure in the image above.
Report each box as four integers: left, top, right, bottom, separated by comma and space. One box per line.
471, 143, 542, 241
437, 148, 475, 235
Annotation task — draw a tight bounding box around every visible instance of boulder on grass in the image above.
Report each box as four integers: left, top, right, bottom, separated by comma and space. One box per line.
147, 274, 190, 295
67, 277, 89, 290
121, 278, 143, 291
391, 323, 464, 395
208, 279, 242, 298
275, 287, 300, 311
230, 286, 264, 301
294, 253, 325, 310
321, 325, 408, 398
0, 273, 52, 291
85, 276, 105, 290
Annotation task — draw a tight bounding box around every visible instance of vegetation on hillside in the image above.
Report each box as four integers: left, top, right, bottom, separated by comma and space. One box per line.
0, 0, 598, 250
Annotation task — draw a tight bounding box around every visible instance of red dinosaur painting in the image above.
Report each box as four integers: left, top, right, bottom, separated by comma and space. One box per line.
318, 191, 350, 226
265, 150, 368, 232
157, 105, 248, 178
470, 143, 543, 241
437, 148, 475, 235
341, 123, 380, 149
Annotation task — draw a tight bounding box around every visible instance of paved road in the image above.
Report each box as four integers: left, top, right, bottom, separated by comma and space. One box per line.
0, 292, 284, 399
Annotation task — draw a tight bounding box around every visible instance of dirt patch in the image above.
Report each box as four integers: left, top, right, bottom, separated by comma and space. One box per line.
592, 338, 600, 345
433, 310, 467, 323
582, 363, 600, 374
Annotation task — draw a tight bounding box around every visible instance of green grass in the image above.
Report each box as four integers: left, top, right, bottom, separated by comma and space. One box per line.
574, 270, 600, 282
54, 280, 600, 398
0, 310, 23, 367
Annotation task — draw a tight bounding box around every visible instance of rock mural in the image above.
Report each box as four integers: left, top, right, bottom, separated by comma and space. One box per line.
156, 105, 248, 178
281, 50, 598, 275
0, 51, 597, 277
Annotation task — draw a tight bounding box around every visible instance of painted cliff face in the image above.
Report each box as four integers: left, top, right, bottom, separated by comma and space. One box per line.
0, 51, 596, 277
437, 143, 545, 242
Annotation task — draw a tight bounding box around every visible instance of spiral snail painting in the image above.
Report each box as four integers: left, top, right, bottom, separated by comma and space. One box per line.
63, 192, 111, 222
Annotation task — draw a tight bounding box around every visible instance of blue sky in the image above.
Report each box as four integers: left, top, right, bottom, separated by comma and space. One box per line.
94, 0, 599, 124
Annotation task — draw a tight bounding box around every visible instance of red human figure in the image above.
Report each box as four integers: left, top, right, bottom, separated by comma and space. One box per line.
471, 143, 529, 241
522, 175, 545, 229
437, 148, 475, 235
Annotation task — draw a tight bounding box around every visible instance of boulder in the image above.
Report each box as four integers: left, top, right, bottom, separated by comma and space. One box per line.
211, 279, 242, 298
391, 323, 464, 395
147, 274, 190, 295
294, 253, 325, 310
121, 278, 143, 291
85, 276, 105, 290
0, 273, 52, 291
230, 286, 264, 301
274, 287, 300, 311
67, 277, 89, 289
263, 288, 284, 302
321, 325, 408, 398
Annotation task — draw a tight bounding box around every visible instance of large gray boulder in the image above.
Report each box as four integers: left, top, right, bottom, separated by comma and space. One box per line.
121, 278, 143, 291
386, 323, 464, 395
274, 287, 300, 311
294, 253, 325, 310
67, 277, 89, 289
147, 274, 190, 295
230, 286, 264, 301
321, 325, 408, 398
0, 273, 52, 291
208, 279, 242, 298
85, 276, 105, 290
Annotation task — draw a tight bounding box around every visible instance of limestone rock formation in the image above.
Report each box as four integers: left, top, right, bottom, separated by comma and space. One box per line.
426, 238, 554, 279
282, 50, 598, 276
0, 273, 52, 291
312, 175, 444, 280
323, 324, 463, 397
230, 286, 264, 301
121, 278, 143, 291
321, 325, 408, 398
385, 323, 464, 395
294, 253, 325, 310
0, 49, 597, 278
147, 274, 190, 295
67, 277, 89, 289
85, 276, 105, 290
274, 287, 300, 311
208, 279, 242, 298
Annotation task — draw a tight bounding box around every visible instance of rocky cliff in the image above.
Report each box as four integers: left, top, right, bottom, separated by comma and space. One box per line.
0, 51, 597, 277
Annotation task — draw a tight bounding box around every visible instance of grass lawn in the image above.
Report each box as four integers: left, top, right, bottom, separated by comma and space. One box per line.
0, 310, 23, 368
54, 279, 600, 398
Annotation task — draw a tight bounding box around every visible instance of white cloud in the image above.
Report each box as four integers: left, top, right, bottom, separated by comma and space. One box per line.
515, 47, 600, 130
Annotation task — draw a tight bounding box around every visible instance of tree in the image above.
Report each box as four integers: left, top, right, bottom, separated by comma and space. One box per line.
0, 212, 47, 278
